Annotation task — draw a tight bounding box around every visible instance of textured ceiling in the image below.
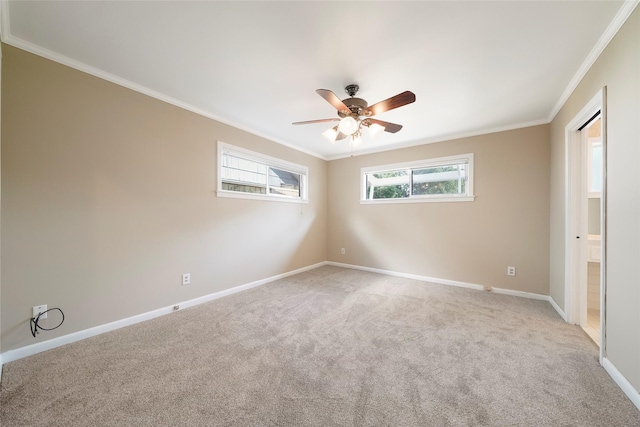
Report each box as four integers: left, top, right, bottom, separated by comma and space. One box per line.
1, 1, 633, 159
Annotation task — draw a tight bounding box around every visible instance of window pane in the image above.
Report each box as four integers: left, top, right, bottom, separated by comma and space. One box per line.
218, 143, 308, 202
366, 170, 410, 199
221, 153, 268, 194
361, 154, 473, 203
412, 164, 466, 195
268, 167, 301, 197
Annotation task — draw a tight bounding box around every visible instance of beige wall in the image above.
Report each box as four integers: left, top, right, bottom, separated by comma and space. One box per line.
549, 8, 640, 389
328, 125, 550, 295
1, 45, 328, 353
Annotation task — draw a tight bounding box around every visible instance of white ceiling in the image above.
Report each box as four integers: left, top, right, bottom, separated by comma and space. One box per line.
1, 1, 633, 160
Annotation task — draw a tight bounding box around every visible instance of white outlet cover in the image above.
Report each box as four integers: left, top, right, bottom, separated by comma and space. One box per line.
182, 273, 191, 285
33, 304, 47, 319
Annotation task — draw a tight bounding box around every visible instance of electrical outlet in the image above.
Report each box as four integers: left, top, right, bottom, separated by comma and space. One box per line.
340, 248, 346, 255
182, 273, 191, 286
507, 266, 516, 276
33, 304, 47, 319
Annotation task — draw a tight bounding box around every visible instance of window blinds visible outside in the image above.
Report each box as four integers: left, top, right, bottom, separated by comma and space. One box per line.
218, 142, 307, 202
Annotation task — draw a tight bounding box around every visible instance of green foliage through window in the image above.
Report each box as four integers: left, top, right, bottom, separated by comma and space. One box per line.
362, 155, 473, 202
369, 171, 410, 199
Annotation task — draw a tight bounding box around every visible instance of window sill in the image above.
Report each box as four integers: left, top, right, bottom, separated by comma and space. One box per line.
217, 190, 308, 204
360, 195, 475, 204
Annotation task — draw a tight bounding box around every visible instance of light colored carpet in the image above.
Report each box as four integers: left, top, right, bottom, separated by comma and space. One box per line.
1, 265, 638, 426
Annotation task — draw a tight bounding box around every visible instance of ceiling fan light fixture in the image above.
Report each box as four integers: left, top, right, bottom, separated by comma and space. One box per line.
368, 123, 385, 140
322, 126, 339, 143
351, 131, 363, 147
338, 116, 359, 135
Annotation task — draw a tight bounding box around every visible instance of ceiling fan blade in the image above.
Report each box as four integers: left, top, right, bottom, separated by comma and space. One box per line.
366, 91, 416, 116
316, 89, 351, 113
367, 119, 403, 133
292, 118, 340, 125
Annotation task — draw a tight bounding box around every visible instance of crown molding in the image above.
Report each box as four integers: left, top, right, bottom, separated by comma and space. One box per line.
0, 0, 9, 42
5, 31, 550, 163
548, 0, 639, 121
325, 118, 550, 161
0, 32, 327, 161
2, 0, 636, 162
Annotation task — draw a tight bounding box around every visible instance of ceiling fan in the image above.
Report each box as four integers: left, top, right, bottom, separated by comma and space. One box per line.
293, 84, 416, 144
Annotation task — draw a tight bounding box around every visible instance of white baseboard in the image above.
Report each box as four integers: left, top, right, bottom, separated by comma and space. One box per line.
547, 296, 567, 321
329, 263, 640, 408
602, 357, 640, 411
3, 260, 637, 410
327, 261, 550, 302
0, 261, 328, 365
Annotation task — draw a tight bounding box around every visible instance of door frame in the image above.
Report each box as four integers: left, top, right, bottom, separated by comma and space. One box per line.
564, 87, 607, 362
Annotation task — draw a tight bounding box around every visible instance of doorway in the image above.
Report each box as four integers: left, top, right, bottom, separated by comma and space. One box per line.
581, 115, 602, 345
564, 88, 606, 360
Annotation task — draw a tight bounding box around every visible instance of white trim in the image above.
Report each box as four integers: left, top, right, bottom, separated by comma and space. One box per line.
327, 119, 549, 161
0, 12, 547, 165
548, 0, 639, 121
0, 0, 4, 384
217, 141, 309, 203
0, 262, 327, 365
361, 153, 474, 174
599, 89, 608, 363
548, 296, 567, 321
3, 259, 633, 409
564, 90, 603, 326
602, 358, 640, 411
216, 190, 309, 204
0, 34, 326, 161
579, 127, 589, 329
564, 126, 580, 325
0, 27, 551, 163
360, 153, 474, 203
329, 0, 639, 161
0, 0, 9, 41
219, 141, 308, 176
360, 196, 475, 205
326, 261, 549, 302
564, 88, 608, 364
564, 86, 608, 363
1, 1, 635, 162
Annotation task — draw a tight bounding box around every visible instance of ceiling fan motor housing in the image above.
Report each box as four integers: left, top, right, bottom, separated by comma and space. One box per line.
338, 84, 370, 118
339, 97, 369, 118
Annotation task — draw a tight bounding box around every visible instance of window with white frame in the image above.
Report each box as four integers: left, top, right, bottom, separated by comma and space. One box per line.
218, 142, 308, 203
361, 154, 474, 203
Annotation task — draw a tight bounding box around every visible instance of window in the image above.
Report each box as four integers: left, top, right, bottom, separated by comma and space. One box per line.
218, 142, 308, 203
361, 154, 474, 203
